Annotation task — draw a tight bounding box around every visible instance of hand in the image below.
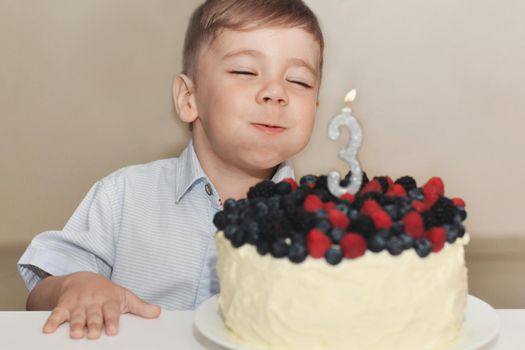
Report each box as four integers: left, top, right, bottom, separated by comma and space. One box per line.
41, 271, 161, 339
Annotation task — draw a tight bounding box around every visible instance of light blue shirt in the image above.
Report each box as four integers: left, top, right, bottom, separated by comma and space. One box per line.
17, 141, 294, 310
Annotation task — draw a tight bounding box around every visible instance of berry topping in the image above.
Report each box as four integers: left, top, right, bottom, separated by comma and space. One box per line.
414, 239, 432, 257
386, 236, 404, 256
386, 184, 407, 197
307, 229, 332, 258
361, 180, 383, 195
402, 211, 425, 239
282, 178, 298, 190
247, 180, 275, 199
340, 193, 355, 203
368, 235, 387, 253
288, 243, 308, 263
370, 210, 392, 230
300, 174, 317, 188
274, 181, 292, 195
361, 199, 382, 216
340, 233, 367, 259
422, 177, 445, 198
325, 246, 344, 265
327, 209, 350, 229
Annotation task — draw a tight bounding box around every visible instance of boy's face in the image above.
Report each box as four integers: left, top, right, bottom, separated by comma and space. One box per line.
184, 27, 321, 171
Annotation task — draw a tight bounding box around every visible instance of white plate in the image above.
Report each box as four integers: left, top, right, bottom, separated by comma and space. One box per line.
194, 295, 500, 350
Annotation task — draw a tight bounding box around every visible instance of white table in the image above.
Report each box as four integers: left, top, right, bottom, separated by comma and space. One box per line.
0, 309, 523, 349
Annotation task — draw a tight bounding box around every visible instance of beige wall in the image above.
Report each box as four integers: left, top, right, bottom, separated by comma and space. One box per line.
1, 0, 525, 246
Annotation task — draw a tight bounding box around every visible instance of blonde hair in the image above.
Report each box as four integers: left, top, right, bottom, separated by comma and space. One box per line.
182, 0, 324, 80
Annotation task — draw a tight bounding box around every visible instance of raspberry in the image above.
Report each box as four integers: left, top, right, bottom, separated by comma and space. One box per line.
361, 199, 382, 216
282, 178, 298, 190
307, 228, 332, 258
402, 211, 425, 239
328, 209, 350, 229
386, 184, 407, 197
324, 202, 337, 211
340, 193, 355, 203
340, 233, 367, 259
304, 195, 324, 213
422, 177, 445, 198
370, 210, 392, 230
423, 192, 440, 210
426, 227, 446, 252
452, 197, 466, 208
360, 180, 383, 195
411, 200, 426, 213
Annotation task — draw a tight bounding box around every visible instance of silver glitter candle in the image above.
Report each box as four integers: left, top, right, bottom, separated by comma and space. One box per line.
327, 89, 363, 196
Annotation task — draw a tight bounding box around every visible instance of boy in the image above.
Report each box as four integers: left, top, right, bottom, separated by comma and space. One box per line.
17, 0, 324, 340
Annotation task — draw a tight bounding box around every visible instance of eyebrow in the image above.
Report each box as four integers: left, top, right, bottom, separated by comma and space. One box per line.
222, 49, 318, 77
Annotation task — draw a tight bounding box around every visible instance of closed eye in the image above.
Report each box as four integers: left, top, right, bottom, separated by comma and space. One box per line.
230, 70, 257, 76
289, 80, 312, 89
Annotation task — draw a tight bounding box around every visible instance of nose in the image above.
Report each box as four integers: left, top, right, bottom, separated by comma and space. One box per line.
256, 80, 289, 106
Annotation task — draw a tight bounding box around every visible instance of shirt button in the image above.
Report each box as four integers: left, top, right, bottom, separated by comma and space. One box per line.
205, 183, 213, 196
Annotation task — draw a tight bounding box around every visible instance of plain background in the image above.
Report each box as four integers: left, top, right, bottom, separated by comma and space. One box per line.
2, 0, 525, 246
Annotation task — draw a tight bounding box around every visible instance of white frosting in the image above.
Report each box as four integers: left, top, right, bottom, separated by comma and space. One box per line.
216, 232, 469, 350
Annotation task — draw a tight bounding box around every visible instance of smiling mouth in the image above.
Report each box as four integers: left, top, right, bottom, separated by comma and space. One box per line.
252, 123, 286, 135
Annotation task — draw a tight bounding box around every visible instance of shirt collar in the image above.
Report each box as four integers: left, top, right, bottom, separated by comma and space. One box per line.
174, 140, 295, 204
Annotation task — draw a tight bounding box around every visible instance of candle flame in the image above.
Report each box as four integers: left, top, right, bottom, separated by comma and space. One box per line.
344, 89, 357, 107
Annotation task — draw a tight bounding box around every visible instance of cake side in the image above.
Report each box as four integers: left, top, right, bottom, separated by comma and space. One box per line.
216, 231, 469, 350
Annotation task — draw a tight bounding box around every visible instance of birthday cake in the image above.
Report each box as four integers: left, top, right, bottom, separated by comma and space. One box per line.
214, 173, 469, 350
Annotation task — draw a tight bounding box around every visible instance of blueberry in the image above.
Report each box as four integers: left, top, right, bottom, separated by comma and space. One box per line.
414, 239, 432, 257
376, 229, 390, 238
386, 236, 404, 256
368, 235, 387, 253
329, 228, 345, 243
458, 208, 467, 221
213, 211, 228, 230
315, 210, 328, 219
316, 218, 331, 233
271, 239, 289, 258
349, 209, 360, 221
384, 205, 401, 221
224, 224, 239, 240
274, 181, 292, 195
300, 174, 317, 186
252, 201, 269, 217
325, 247, 343, 265
408, 188, 424, 201
231, 228, 246, 248
223, 198, 238, 212
336, 203, 350, 215
256, 240, 269, 255
288, 243, 308, 263
242, 220, 260, 244
391, 221, 404, 235
399, 233, 414, 249
226, 212, 240, 225
458, 224, 466, 237
292, 233, 306, 245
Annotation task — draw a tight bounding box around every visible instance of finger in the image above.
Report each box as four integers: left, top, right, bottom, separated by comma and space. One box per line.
102, 300, 121, 336
69, 309, 87, 339
86, 305, 103, 340
43, 307, 70, 334
123, 290, 161, 319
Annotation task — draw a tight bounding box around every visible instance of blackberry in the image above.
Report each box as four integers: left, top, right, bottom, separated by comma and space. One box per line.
422, 211, 438, 229
288, 243, 308, 263
395, 176, 417, 192
271, 239, 289, 258
349, 215, 376, 238
315, 175, 328, 190
325, 247, 344, 265
274, 181, 292, 195
414, 239, 432, 257
431, 197, 457, 225
292, 188, 308, 205
368, 235, 387, 253
213, 211, 228, 230
386, 236, 404, 255
267, 196, 281, 211
247, 180, 275, 199
313, 188, 332, 202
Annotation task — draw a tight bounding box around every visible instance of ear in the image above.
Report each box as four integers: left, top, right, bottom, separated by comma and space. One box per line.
173, 74, 199, 123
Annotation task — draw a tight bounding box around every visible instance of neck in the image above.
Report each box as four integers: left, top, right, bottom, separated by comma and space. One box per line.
191, 137, 277, 202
